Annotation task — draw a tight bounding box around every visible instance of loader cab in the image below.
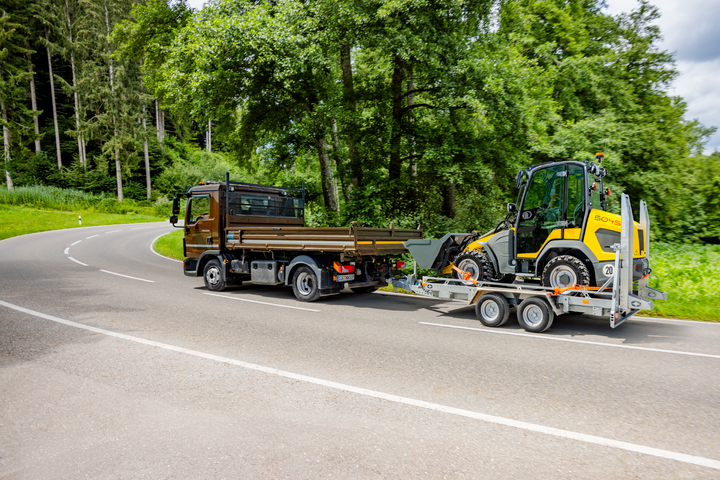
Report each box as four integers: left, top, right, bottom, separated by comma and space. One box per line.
514, 161, 593, 261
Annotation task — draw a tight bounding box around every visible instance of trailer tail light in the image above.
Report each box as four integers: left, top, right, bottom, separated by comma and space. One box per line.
396, 261, 406, 269
333, 261, 355, 274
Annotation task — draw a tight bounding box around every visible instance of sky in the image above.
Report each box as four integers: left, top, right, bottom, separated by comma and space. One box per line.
185, 0, 719, 154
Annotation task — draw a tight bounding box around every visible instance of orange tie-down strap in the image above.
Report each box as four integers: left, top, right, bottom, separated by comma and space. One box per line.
553, 285, 603, 295
451, 264, 478, 285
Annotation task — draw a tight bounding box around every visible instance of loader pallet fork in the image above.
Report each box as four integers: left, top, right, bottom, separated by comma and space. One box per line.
389, 194, 666, 331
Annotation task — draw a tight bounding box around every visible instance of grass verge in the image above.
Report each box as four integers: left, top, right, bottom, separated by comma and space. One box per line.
644, 243, 720, 322
0, 204, 163, 241
154, 228, 184, 260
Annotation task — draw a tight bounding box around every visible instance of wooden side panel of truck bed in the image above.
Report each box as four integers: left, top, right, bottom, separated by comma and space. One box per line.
224, 225, 423, 255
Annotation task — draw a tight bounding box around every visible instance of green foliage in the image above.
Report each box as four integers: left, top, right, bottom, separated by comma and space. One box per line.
0, 185, 168, 216
647, 243, 720, 321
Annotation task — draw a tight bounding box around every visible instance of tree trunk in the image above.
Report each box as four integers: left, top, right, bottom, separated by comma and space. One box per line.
65, 0, 85, 165
331, 118, 346, 202
388, 54, 405, 181
105, 0, 122, 201
206, 119, 211, 152
315, 136, 338, 212
26, 46, 41, 153
407, 69, 417, 179
155, 100, 164, 143
1, 77, 11, 189
340, 43, 361, 190
45, 30, 62, 174
441, 182, 456, 219
143, 106, 151, 199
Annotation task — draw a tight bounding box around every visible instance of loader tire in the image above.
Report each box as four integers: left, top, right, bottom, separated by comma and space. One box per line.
542, 255, 590, 289
452, 250, 494, 283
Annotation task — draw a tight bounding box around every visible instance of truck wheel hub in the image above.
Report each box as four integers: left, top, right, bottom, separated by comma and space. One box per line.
296, 272, 314, 295
206, 267, 221, 285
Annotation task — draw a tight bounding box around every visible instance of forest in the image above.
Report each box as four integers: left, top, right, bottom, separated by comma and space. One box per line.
1, 0, 719, 242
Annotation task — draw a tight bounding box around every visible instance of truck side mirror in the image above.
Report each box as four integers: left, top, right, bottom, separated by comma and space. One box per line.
170, 215, 178, 225
172, 196, 180, 215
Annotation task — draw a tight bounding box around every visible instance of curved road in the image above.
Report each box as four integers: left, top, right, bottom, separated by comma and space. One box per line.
1, 223, 719, 478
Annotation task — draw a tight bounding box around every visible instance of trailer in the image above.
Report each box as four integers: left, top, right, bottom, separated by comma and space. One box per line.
389, 193, 666, 332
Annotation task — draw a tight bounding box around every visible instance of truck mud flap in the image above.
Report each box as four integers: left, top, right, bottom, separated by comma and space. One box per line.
183, 258, 198, 276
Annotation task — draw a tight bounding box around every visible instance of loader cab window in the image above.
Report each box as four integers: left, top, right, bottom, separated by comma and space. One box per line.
517, 165, 565, 255
187, 195, 211, 225
566, 164, 586, 228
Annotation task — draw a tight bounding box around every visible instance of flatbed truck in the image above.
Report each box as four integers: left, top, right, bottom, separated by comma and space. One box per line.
170, 175, 422, 302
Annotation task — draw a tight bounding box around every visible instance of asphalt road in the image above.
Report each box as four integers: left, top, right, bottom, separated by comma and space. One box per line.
1, 223, 719, 479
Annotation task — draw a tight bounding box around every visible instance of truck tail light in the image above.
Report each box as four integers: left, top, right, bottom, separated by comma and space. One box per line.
396, 261, 406, 269
333, 261, 355, 274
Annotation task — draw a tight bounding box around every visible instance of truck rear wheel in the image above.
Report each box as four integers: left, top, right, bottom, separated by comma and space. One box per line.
292, 266, 321, 302
517, 297, 554, 333
475, 293, 510, 327
203, 259, 226, 292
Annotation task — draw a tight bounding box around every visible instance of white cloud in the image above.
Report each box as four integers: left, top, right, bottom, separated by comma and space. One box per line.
605, 0, 720, 153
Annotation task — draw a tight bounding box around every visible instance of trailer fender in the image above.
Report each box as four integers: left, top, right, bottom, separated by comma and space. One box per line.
285, 255, 324, 287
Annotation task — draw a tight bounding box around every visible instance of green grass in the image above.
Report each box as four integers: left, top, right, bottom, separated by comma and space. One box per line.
643, 243, 720, 322
153, 228, 185, 260
0, 204, 163, 241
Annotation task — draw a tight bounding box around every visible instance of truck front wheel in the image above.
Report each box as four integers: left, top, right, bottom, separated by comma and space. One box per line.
203, 259, 226, 292
292, 266, 321, 302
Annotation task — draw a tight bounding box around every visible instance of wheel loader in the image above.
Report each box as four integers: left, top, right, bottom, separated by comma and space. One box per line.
410, 154, 652, 289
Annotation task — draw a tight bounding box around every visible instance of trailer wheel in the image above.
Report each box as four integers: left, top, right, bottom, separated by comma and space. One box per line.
203, 259, 226, 292
292, 266, 321, 302
351, 286, 378, 294
475, 293, 510, 327
517, 297, 555, 333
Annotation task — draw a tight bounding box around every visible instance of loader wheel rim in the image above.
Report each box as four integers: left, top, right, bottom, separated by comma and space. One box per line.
206, 266, 221, 286
548, 265, 577, 288
522, 304, 544, 327
296, 271, 314, 296
457, 259, 480, 280
480, 299, 500, 322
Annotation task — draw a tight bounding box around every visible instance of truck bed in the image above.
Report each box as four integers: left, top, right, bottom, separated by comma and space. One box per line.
225, 224, 423, 255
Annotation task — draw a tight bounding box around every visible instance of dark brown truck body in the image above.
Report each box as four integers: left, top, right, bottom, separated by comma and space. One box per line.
173, 177, 422, 301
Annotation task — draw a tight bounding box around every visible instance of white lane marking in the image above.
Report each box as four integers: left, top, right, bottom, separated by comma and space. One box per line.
64, 247, 70, 255
632, 316, 719, 325
86, 234, 99, 239
68, 257, 88, 266
71, 240, 82, 246
132, 227, 151, 230
204, 292, 320, 312
100, 269, 154, 283
420, 322, 720, 360
105, 230, 122, 234
150, 232, 182, 263
0, 299, 718, 472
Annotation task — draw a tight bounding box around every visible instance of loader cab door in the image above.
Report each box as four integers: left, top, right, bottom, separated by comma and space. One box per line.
515, 163, 586, 258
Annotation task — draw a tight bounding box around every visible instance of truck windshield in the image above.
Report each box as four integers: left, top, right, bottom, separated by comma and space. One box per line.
229, 193, 304, 218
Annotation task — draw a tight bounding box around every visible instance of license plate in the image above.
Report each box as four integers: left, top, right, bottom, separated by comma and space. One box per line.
336, 274, 355, 282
